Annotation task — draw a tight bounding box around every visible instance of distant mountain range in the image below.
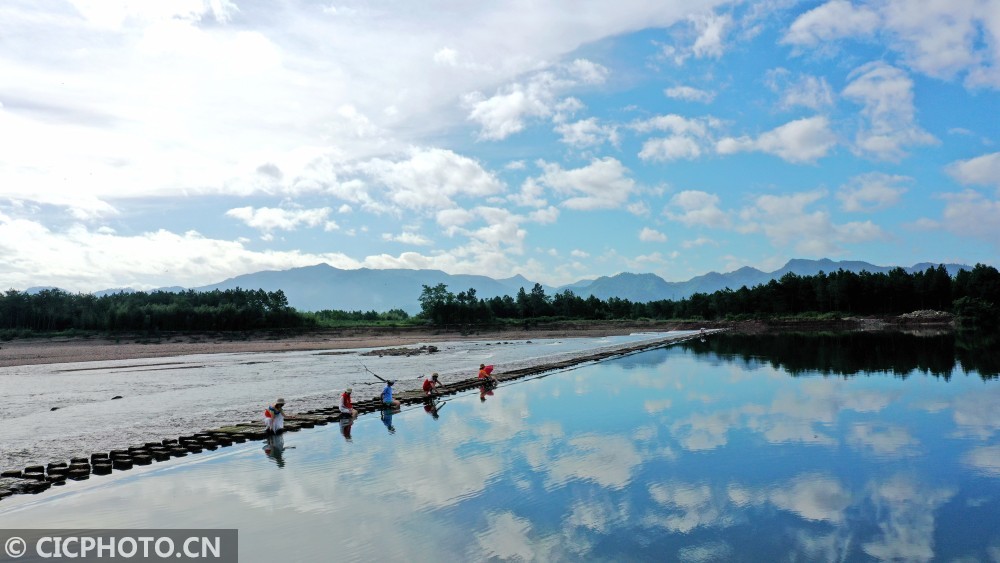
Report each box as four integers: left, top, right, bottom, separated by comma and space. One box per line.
190, 258, 970, 313
25, 258, 972, 313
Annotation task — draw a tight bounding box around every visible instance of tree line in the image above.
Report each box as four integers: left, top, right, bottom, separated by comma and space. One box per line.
0, 288, 306, 333
3, 263, 997, 336
419, 264, 1000, 327
679, 331, 1000, 379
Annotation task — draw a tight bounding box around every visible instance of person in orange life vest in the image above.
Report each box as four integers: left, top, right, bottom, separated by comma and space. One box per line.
479, 364, 497, 385
264, 397, 288, 434
422, 373, 442, 396
339, 388, 358, 418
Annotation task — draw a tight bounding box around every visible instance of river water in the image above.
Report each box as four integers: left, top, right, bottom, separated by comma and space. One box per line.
0, 332, 691, 471
1, 330, 999, 562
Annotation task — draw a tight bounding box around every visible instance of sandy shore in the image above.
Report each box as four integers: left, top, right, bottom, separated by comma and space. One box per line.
0, 321, 702, 368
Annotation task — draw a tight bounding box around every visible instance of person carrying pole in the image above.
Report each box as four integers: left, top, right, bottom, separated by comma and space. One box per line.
381, 379, 401, 409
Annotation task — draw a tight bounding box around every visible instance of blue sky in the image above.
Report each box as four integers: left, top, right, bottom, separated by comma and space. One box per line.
1, 0, 999, 292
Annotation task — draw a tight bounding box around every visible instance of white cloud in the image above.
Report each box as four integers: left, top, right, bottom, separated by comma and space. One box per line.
666, 190, 731, 228
664, 85, 716, 103
355, 148, 505, 210
681, 236, 717, 249
937, 190, 1000, 241
739, 190, 887, 254
782, 0, 880, 47
570, 249, 589, 258
532, 157, 637, 211
0, 216, 359, 292
555, 118, 619, 147
690, 12, 733, 59
881, 0, 990, 82
225, 206, 334, 232
381, 231, 432, 245
836, 172, 910, 212
766, 68, 834, 110
464, 60, 608, 140
842, 61, 936, 161
632, 114, 723, 162
784, 0, 1000, 88
528, 206, 560, 224
640, 136, 704, 161
435, 207, 476, 229
567, 58, 610, 84
639, 227, 668, 242
432, 47, 458, 66
631, 114, 720, 136
947, 152, 1000, 189
716, 116, 837, 163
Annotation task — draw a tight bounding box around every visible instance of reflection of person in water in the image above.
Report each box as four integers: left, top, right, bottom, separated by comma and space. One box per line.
380, 408, 396, 434
423, 398, 441, 419
479, 383, 495, 402
339, 417, 354, 442
263, 433, 286, 468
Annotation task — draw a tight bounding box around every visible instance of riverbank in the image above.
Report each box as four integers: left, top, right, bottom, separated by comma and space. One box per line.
0, 321, 712, 368
0, 313, 956, 368
0, 330, 705, 474
0, 330, 709, 500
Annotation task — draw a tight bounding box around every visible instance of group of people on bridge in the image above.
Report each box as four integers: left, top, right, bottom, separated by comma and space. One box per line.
261, 364, 500, 463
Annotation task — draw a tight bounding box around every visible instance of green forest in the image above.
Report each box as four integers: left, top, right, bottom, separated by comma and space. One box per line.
1, 263, 998, 337
418, 264, 1000, 327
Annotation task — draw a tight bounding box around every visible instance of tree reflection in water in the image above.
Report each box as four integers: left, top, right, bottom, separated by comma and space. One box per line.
681, 330, 1000, 379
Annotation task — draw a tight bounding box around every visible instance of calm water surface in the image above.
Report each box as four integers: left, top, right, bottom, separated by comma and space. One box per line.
2, 332, 999, 562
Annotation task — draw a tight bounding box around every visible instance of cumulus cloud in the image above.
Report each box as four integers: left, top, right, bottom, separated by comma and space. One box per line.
738, 190, 886, 254
225, 206, 336, 232
947, 152, 1000, 190
681, 236, 717, 249
782, 0, 880, 47
639, 227, 668, 242
555, 118, 619, 147
531, 157, 637, 211
355, 148, 505, 210
784, 0, 1000, 88
936, 190, 1000, 241
665, 190, 731, 228
842, 61, 936, 161
381, 231, 432, 245
0, 216, 359, 292
664, 85, 716, 103
836, 172, 910, 212
765, 68, 835, 110
690, 12, 733, 59
464, 59, 609, 140
632, 114, 723, 162
716, 116, 837, 163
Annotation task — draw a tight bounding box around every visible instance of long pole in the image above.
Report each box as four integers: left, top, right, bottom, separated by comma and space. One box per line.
362, 364, 388, 383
